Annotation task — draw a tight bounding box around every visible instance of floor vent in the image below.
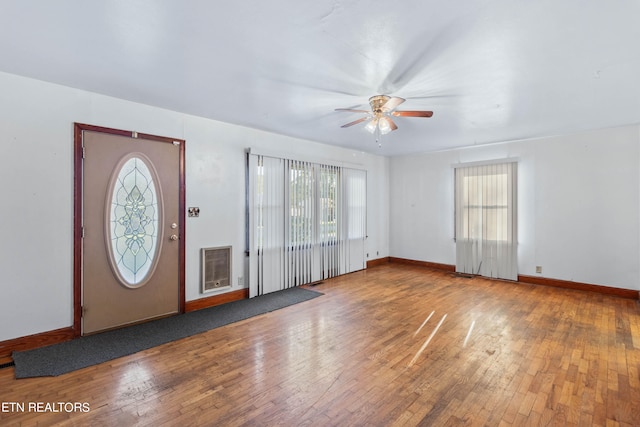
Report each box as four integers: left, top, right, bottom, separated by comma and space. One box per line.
202, 246, 232, 293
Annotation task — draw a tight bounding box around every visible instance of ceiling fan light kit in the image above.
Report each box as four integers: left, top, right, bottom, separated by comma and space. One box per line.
364, 118, 378, 133
336, 95, 433, 146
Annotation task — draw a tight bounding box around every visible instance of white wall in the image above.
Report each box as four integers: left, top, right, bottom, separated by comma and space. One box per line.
4, 67, 635, 343
0, 72, 389, 342
390, 125, 640, 290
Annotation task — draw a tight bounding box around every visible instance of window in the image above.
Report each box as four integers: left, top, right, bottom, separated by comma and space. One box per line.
455, 162, 517, 280
108, 155, 160, 287
288, 161, 315, 248
344, 168, 366, 240
459, 170, 509, 242
318, 166, 338, 243
248, 153, 366, 296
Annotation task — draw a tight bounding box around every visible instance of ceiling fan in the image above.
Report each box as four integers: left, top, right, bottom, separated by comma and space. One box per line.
335, 95, 433, 135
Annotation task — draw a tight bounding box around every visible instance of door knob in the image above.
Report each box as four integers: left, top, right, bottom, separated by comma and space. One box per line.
170, 234, 179, 241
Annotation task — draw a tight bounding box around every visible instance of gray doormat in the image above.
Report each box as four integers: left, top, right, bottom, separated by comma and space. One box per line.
13, 287, 322, 378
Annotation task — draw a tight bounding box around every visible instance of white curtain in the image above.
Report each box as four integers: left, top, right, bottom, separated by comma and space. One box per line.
248, 153, 366, 297
318, 165, 340, 280
285, 159, 317, 288
248, 155, 285, 297
455, 162, 517, 280
340, 167, 367, 274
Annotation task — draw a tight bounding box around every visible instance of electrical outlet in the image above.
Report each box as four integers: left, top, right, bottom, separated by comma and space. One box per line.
536, 266, 542, 274
238, 276, 244, 286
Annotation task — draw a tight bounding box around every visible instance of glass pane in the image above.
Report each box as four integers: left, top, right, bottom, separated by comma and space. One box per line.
461, 171, 508, 241
347, 170, 366, 239
319, 167, 338, 242
289, 163, 314, 246
109, 156, 159, 285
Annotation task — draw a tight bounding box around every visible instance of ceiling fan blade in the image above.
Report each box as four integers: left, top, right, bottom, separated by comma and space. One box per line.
335, 108, 371, 113
340, 117, 370, 128
392, 110, 434, 117
381, 96, 405, 112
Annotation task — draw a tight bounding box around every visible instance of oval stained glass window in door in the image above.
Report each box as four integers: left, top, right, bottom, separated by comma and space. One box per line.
107, 155, 161, 287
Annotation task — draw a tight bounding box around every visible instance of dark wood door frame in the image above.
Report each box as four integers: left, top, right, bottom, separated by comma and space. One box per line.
73, 123, 186, 336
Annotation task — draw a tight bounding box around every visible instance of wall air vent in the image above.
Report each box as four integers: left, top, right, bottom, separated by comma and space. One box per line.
201, 246, 232, 293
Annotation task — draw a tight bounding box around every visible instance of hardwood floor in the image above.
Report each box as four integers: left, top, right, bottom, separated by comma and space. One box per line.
1, 264, 639, 426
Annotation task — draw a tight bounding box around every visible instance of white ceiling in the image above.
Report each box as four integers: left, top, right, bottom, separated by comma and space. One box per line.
1, 1, 639, 156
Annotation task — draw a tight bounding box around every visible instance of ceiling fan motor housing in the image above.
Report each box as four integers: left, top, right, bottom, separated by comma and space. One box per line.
369, 95, 391, 114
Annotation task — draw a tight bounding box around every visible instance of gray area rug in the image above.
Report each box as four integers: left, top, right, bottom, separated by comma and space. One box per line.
13, 287, 322, 378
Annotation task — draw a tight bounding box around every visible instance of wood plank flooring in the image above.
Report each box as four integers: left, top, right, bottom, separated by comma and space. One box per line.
1, 264, 639, 426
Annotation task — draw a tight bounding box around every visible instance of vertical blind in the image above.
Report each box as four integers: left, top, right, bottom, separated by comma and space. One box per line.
248, 153, 367, 297
455, 162, 517, 280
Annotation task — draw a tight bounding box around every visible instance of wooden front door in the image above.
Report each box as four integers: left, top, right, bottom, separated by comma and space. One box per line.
75, 124, 185, 335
